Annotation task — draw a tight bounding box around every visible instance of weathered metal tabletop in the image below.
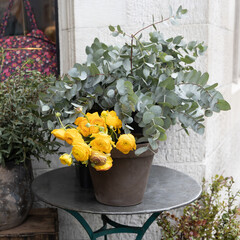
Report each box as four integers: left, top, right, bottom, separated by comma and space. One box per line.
32, 165, 201, 239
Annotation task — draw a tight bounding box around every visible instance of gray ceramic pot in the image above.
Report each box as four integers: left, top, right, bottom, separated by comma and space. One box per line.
0, 161, 33, 230
89, 143, 154, 206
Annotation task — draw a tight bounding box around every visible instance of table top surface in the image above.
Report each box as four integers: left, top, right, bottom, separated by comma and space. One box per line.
32, 165, 201, 215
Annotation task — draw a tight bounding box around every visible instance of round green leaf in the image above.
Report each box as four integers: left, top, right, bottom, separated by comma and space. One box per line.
79, 71, 87, 80
143, 111, 155, 124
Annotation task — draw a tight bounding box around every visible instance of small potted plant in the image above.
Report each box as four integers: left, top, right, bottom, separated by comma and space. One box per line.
41, 6, 230, 206
0, 63, 60, 230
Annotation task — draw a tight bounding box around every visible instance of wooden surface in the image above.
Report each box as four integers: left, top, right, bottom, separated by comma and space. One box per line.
0, 208, 58, 240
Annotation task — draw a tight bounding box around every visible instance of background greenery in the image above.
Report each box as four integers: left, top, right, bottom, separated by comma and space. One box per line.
0, 63, 61, 166
158, 175, 240, 239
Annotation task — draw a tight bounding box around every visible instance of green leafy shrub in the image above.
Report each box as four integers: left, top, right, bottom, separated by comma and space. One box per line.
0, 64, 61, 166
158, 175, 240, 239
40, 6, 230, 154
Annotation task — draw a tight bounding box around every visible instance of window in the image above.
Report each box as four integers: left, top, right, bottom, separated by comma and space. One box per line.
0, 0, 59, 72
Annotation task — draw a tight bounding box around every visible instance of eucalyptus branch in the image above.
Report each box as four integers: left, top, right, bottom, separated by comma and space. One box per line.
129, 16, 173, 73
88, 73, 106, 77
130, 37, 133, 74
178, 111, 202, 125
133, 16, 173, 37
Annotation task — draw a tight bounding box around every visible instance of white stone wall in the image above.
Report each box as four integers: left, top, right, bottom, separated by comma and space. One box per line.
205, 0, 240, 190
32, 0, 240, 239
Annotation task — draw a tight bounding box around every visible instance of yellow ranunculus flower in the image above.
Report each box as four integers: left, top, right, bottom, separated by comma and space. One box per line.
51, 128, 66, 141
85, 112, 107, 134
75, 117, 90, 137
90, 133, 115, 154
72, 137, 85, 146
116, 134, 136, 154
90, 150, 107, 165
72, 143, 92, 162
65, 128, 83, 145
59, 153, 73, 166
90, 117, 106, 134
86, 112, 99, 122
93, 156, 113, 171
101, 110, 122, 130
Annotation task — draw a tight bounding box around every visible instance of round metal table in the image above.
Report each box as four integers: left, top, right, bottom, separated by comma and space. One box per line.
32, 165, 201, 240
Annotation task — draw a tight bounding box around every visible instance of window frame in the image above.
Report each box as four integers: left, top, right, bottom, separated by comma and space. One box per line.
57, 0, 76, 74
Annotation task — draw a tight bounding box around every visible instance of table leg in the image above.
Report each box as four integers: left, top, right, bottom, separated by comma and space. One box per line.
135, 212, 161, 240
101, 215, 108, 240
65, 209, 161, 240
65, 210, 96, 239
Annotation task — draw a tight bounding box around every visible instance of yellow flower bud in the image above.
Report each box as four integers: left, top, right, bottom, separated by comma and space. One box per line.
55, 112, 61, 117
75, 106, 83, 113
93, 156, 113, 171
51, 128, 66, 141
59, 153, 73, 166
101, 111, 108, 117
90, 150, 107, 165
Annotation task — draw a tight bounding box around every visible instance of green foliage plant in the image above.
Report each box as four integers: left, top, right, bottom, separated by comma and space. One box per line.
158, 175, 240, 240
0, 63, 61, 166
40, 6, 231, 154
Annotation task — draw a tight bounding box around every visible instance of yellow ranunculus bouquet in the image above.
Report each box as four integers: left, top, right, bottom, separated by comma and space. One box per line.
51, 110, 136, 171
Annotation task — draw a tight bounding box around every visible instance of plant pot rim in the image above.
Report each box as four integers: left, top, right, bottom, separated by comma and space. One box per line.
111, 142, 155, 159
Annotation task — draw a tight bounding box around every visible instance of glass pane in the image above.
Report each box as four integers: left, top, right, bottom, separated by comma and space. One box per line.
30, 0, 56, 42
0, 0, 56, 43
0, 0, 25, 36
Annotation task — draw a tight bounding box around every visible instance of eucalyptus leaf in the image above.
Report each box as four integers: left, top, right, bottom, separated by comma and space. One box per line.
135, 146, 148, 156
68, 68, 79, 78
143, 111, 155, 124
198, 72, 209, 86
205, 110, 213, 117
216, 99, 231, 111
109, 25, 115, 32
159, 133, 167, 141
205, 83, 218, 91
79, 71, 88, 80
107, 89, 115, 98
181, 55, 196, 64
148, 137, 159, 150
42, 105, 50, 112
47, 120, 54, 130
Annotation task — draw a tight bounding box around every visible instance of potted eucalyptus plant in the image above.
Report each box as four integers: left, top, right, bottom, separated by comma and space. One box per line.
41, 6, 230, 153
0, 64, 60, 230
40, 6, 230, 206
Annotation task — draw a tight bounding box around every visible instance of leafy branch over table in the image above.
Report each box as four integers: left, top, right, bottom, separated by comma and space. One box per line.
40, 5, 230, 154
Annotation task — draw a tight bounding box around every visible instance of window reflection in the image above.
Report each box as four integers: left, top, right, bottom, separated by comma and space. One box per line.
0, 0, 56, 43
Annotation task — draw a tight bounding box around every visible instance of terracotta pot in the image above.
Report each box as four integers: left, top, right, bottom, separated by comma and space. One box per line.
0, 161, 33, 230
89, 143, 154, 206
